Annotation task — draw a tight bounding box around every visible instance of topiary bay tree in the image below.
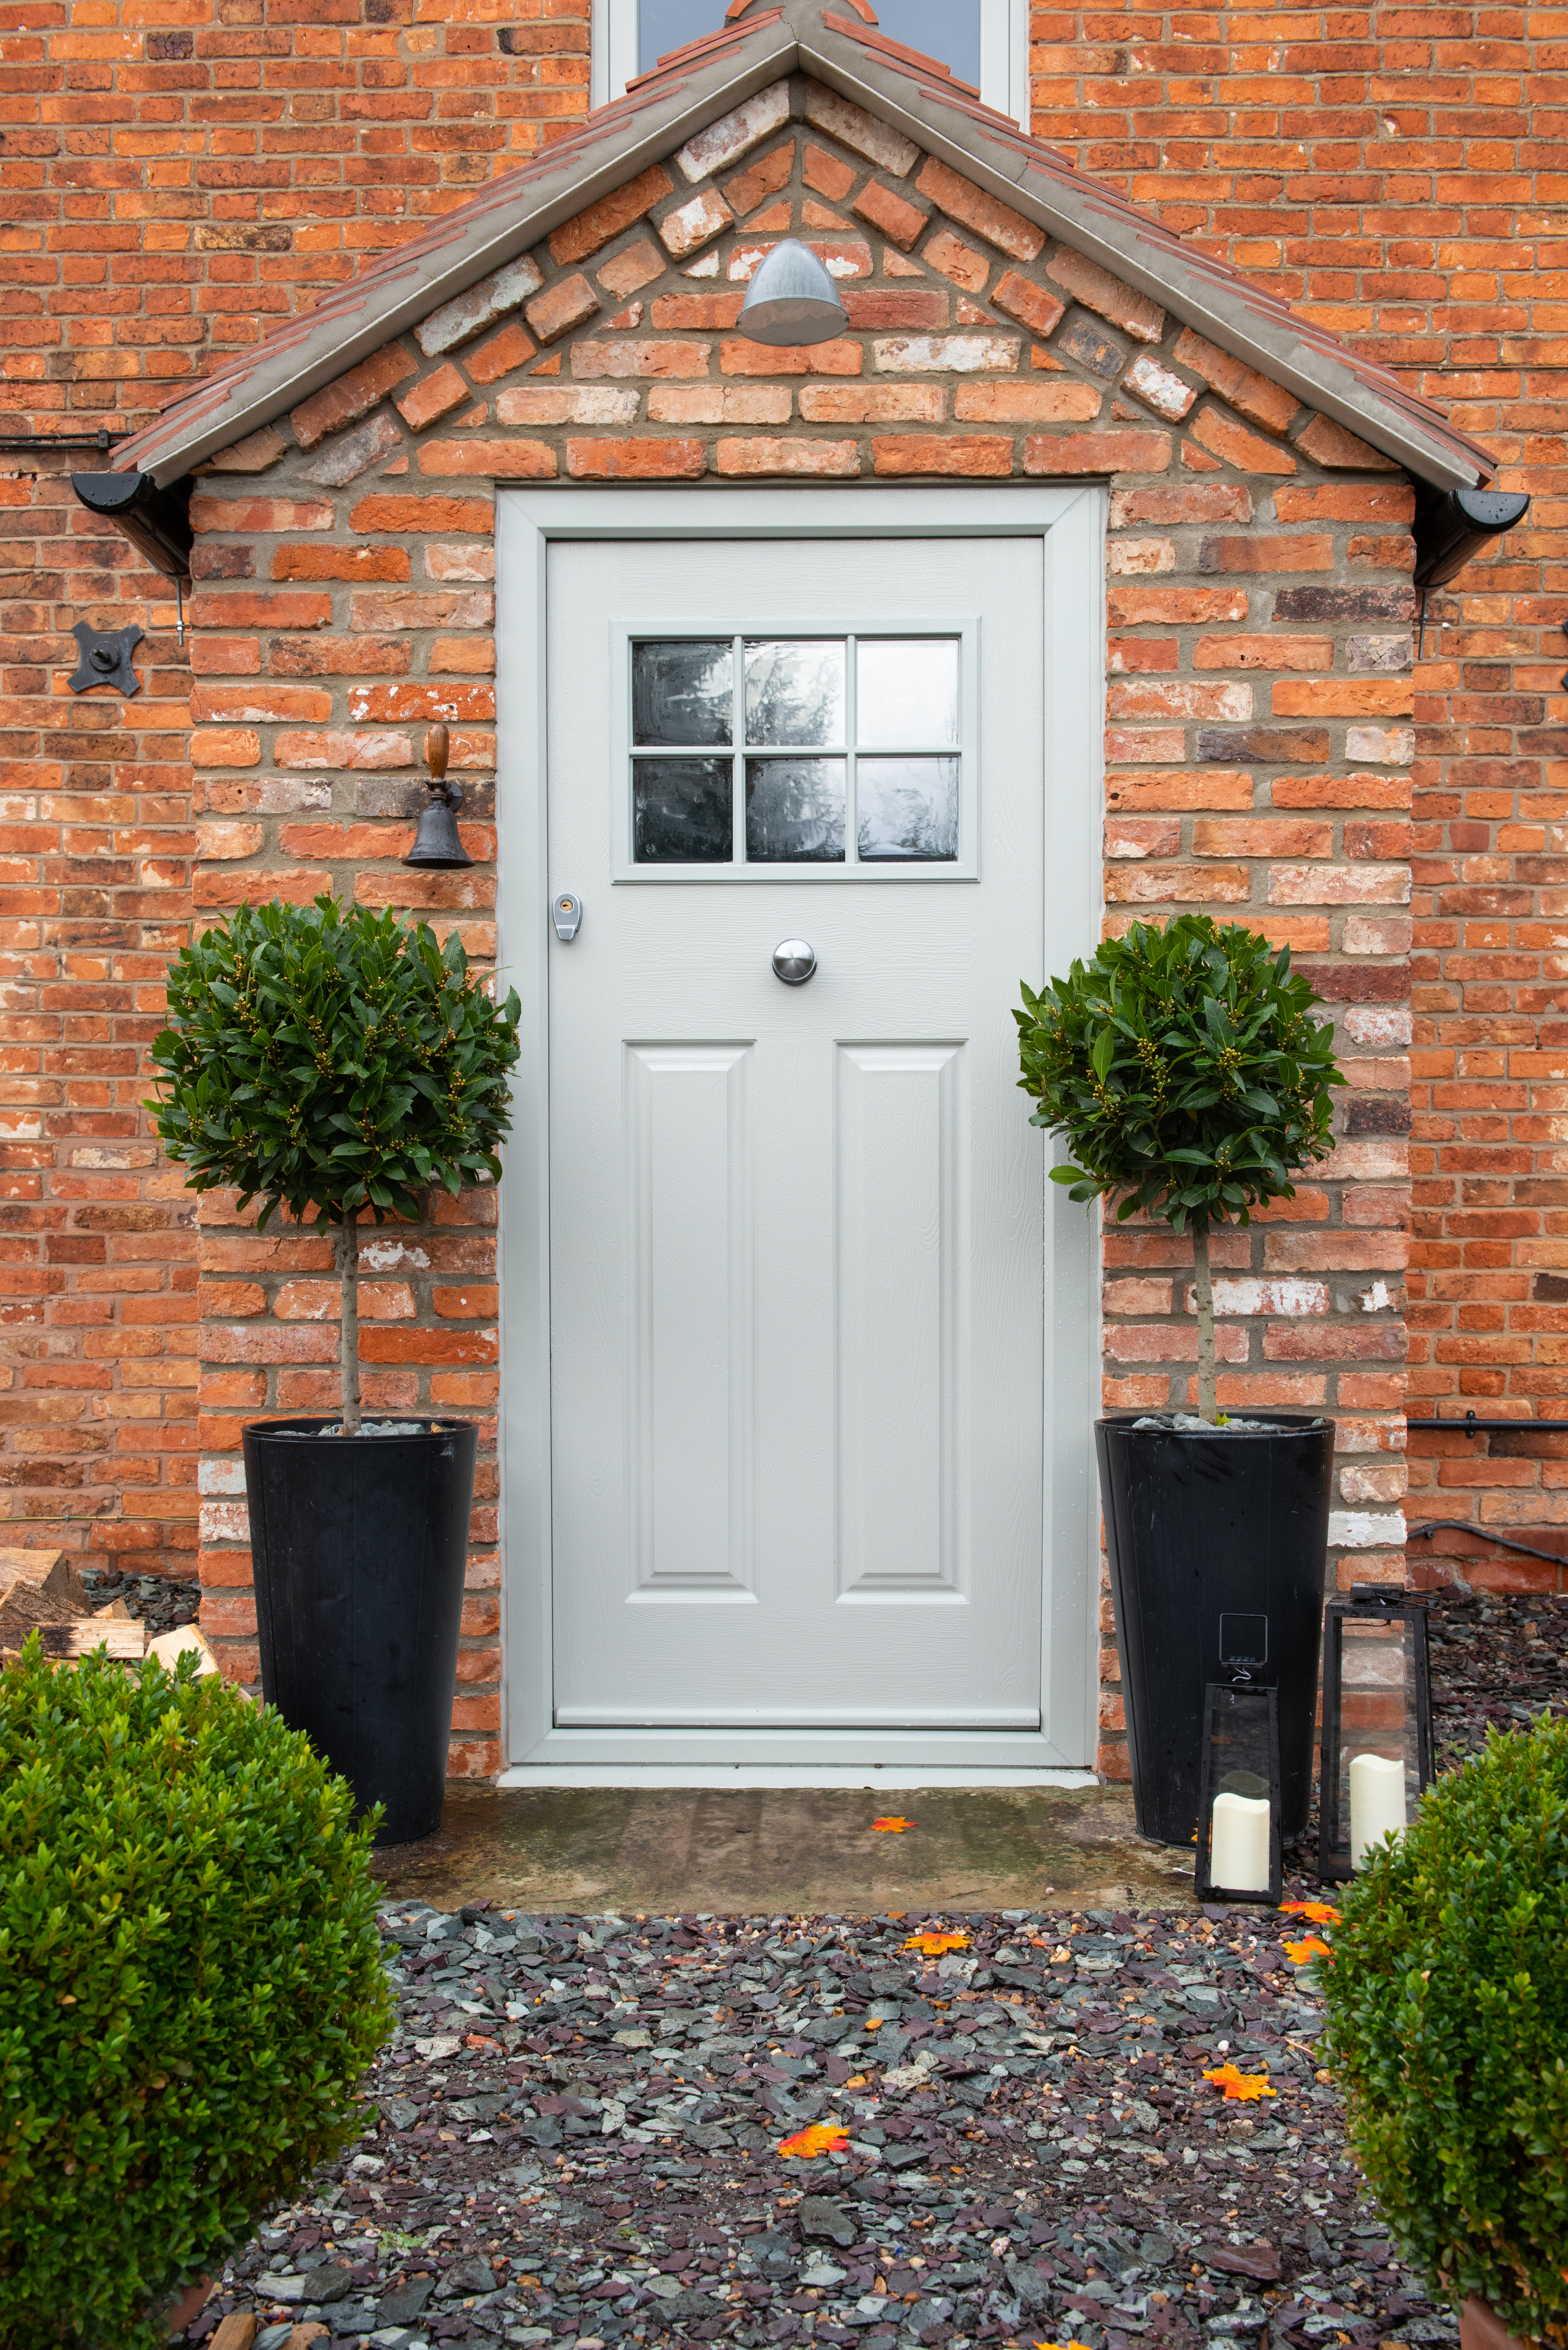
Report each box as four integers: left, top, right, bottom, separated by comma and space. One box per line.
1015, 912, 1343, 1422
147, 893, 522, 1436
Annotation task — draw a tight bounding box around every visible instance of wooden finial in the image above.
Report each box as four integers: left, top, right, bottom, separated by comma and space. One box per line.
426, 721, 450, 782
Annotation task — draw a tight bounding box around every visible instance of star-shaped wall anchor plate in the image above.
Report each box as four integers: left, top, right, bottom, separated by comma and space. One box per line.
68, 620, 143, 696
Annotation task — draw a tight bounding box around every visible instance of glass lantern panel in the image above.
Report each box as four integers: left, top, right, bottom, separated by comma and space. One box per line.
1335, 1617, 1416, 1866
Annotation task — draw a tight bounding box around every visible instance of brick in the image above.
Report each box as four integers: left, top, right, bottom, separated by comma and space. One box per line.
851, 180, 929, 251
798, 384, 943, 423
188, 592, 332, 629
523, 274, 600, 347
925, 230, 991, 293
301, 414, 406, 489
573, 338, 711, 379
1024, 430, 1171, 475
1268, 864, 1410, 904
203, 428, 286, 475
653, 292, 745, 329
1045, 248, 1165, 344
1171, 327, 1300, 435
190, 497, 334, 535
720, 338, 862, 378
1193, 635, 1330, 671
1197, 725, 1329, 764
566, 439, 707, 479
1105, 771, 1254, 811
1188, 406, 1296, 475
417, 441, 556, 478
1275, 484, 1416, 524
841, 292, 947, 329
1294, 414, 1401, 471
1124, 354, 1198, 421
1105, 587, 1249, 623
872, 436, 1013, 478
1200, 535, 1333, 573
990, 270, 1066, 338
416, 258, 546, 361
802, 143, 856, 203
677, 80, 792, 181
549, 165, 673, 265
289, 344, 418, 452
464, 323, 538, 387
955, 383, 1099, 422
716, 438, 859, 476
1110, 486, 1251, 526
873, 333, 1019, 374
658, 187, 736, 259
497, 388, 639, 425
394, 364, 471, 432
1273, 680, 1415, 717
725, 141, 796, 217
596, 240, 665, 301
802, 80, 919, 178
1273, 585, 1414, 622
914, 158, 1044, 261
1194, 818, 1331, 858
349, 498, 496, 536
651, 386, 790, 424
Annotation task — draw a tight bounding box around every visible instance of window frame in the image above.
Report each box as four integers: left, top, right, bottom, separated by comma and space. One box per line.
610, 615, 980, 881
590, 0, 1031, 127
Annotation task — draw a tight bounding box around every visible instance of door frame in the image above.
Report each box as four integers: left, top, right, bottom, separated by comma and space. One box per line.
495, 483, 1104, 1780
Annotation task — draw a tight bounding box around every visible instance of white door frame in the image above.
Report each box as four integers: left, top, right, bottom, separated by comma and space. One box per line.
494, 484, 1104, 1783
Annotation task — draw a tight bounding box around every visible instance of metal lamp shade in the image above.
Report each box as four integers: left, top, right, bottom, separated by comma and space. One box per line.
1195, 1682, 1283, 1905
737, 238, 848, 346
1317, 1587, 1433, 1881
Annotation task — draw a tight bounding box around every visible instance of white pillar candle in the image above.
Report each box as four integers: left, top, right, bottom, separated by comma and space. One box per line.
1209, 1791, 1271, 1893
1350, 1751, 1406, 1868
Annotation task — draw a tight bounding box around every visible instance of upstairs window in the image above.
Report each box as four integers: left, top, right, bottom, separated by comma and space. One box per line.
591, 0, 1027, 125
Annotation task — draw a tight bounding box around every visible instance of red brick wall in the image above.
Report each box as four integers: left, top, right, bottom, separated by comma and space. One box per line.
1025, 13, 1559, 1587
174, 88, 1413, 1775
0, 0, 589, 1580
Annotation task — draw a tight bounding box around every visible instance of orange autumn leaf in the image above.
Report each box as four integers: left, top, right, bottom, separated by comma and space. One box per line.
1034, 2340, 1098, 2350
1203, 2063, 1277, 2104
903, 1931, 970, 1956
777, 2122, 850, 2159
1283, 1935, 1333, 1965
873, 1816, 915, 1833
1280, 1900, 1341, 1925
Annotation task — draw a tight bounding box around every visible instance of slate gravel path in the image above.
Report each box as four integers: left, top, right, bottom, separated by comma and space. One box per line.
179, 1584, 1565, 2350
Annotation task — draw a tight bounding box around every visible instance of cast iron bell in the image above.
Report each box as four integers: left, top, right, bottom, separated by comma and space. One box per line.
403, 721, 473, 869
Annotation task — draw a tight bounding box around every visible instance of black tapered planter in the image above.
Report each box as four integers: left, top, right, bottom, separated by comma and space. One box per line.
243, 1415, 477, 1846
1096, 1412, 1332, 1847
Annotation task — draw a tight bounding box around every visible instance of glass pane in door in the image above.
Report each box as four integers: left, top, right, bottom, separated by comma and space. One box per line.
857, 758, 960, 860
633, 758, 733, 861
633, 639, 732, 746
745, 758, 846, 862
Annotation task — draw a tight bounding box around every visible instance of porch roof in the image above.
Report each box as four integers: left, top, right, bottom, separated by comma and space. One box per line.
111, 0, 1494, 492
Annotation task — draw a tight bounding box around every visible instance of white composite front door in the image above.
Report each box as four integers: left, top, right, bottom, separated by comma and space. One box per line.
542, 526, 1061, 1736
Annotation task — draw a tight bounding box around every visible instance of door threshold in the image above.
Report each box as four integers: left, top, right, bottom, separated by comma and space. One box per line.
495, 1764, 1100, 1789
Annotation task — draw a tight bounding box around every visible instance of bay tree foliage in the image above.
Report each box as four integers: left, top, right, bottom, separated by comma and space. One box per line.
1015, 913, 1342, 1420
148, 895, 521, 1432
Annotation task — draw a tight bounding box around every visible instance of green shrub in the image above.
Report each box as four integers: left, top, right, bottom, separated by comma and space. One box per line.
1015, 912, 1340, 1418
0, 1639, 395, 2348
1317, 1716, 1568, 2344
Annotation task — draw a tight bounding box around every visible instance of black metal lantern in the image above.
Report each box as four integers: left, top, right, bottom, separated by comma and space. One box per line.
404, 720, 473, 870
1317, 1586, 1433, 1882
1194, 1681, 1283, 1905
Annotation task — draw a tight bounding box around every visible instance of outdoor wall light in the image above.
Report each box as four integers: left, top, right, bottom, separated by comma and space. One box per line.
1317, 1586, 1433, 1881
403, 722, 474, 870
1194, 1681, 1283, 1906
737, 238, 848, 346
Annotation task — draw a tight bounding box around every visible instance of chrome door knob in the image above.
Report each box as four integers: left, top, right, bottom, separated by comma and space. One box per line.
772, 939, 816, 985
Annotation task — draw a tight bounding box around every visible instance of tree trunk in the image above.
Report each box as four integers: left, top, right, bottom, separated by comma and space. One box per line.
1192, 1221, 1217, 1424
339, 1213, 361, 1436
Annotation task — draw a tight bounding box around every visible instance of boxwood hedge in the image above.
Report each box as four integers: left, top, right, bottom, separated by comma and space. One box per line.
0, 1637, 394, 2348
1317, 1716, 1568, 2345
